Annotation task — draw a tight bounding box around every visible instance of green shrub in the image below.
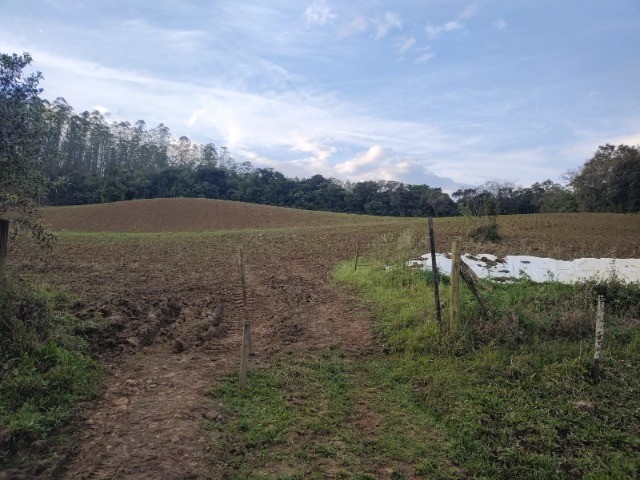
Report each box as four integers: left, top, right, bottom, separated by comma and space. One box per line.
469, 217, 501, 242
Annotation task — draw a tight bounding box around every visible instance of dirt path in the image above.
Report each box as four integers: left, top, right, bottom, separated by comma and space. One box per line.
35, 228, 375, 479
63, 350, 224, 479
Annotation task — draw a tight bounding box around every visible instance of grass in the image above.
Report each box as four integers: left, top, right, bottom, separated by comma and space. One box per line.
208, 252, 640, 478
52, 218, 417, 241
0, 279, 100, 469
207, 349, 455, 479
334, 260, 640, 478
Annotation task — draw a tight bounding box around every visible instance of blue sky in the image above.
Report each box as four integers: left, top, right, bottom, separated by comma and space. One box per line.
1, 0, 639, 190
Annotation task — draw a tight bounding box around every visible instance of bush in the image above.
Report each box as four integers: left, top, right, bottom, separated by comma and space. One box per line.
469, 217, 501, 242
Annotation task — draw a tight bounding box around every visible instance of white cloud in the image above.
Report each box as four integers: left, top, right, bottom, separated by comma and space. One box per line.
290, 134, 337, 172
22, 49, 159, 86
93, 105, 109, 115
338, 15, 369, 38
492, 18, 507, 30
425, 4, 479, 39
601, 132, 640, 147
426, 20, 463, 40
396, 35, 416, 53
374, 11, 402, 39
303, 0, 337, 26
187, 108, 206, 127
460, 4, 479, 21
338, 11, 402, 40
331, 145, 458, 187
334, 145, 386, 176
441, 147, 559, 186
415, 50, 435, 64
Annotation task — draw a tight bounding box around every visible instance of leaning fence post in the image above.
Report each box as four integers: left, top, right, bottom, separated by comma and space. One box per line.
238, 248, 252, 388
592, 295, 605, 382
427, 218, 443, 331
0, 219, 9, 282
459, 260, 492, 318
449, 238, 461, 335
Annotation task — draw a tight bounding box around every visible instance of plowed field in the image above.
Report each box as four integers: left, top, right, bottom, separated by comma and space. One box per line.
41, 198, 396, 232
7, 199, 640, 478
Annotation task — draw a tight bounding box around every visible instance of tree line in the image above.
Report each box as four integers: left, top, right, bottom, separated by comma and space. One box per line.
39, 96, 458, 216
3, 52, 640, 227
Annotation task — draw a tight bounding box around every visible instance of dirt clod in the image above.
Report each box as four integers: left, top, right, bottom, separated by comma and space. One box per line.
172, 339, 185, 353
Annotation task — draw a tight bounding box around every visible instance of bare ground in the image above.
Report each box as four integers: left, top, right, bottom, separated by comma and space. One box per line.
40, 197, 393, 233
11, 222, 379, 479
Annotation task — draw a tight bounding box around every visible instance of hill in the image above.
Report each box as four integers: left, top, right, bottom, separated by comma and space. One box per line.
40, 197, 396, 233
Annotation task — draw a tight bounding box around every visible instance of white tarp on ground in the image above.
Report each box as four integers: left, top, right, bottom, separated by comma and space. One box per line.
408, 254, 640, 284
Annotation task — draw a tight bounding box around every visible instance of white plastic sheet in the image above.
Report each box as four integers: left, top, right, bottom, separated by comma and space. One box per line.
408, 254, 640, 283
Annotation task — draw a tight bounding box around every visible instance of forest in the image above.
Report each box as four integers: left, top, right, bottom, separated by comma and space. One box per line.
3, 53, 640, 219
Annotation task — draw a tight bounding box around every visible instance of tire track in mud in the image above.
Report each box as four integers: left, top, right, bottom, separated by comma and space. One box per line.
62, 300, 244, 480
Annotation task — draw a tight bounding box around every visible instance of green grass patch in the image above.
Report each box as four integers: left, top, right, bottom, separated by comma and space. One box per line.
207, 349, 456, 479
207, 246, 640, 478
333, 259, 640, 478
52, 217, 415, 239
0, 279, 100, 466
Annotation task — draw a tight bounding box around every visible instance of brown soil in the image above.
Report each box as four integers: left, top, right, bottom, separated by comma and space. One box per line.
8, 202, 388, 479
41, 197, 391, 233
5, 200, 640, 478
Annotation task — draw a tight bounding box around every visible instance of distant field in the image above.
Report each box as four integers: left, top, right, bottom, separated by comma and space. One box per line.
41, 197, 401, 232
41, 199, 640, 259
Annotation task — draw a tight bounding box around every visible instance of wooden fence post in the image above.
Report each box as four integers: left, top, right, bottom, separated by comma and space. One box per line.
459, 260, 492, 318
427, 218, 443, 331
238, 248, 252, 388
449, 238, 461, 334
0, 219, 9, 282
592, 295, 605, 382
354, 241, 360, 271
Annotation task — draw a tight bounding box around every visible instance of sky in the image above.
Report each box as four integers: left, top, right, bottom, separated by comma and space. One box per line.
1, 0, 639, 191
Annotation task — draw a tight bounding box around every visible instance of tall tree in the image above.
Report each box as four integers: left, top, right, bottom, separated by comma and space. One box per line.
0, 52, 54, 245
200, 142, 218, 166
570, 144, 640, 213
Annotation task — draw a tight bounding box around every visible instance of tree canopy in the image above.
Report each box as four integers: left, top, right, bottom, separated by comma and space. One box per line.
0, 52, 54, 244
569, 144, 640, 213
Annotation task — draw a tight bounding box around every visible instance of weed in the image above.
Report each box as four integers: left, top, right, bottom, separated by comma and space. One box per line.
0, 279, 99, 466
206, 349, 456, 478
469, 216, 501, 242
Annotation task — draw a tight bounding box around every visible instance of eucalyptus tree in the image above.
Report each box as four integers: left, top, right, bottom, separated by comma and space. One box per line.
149, 123, 171, 170
86, 110, 113, 175
200, 142, 218, 166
